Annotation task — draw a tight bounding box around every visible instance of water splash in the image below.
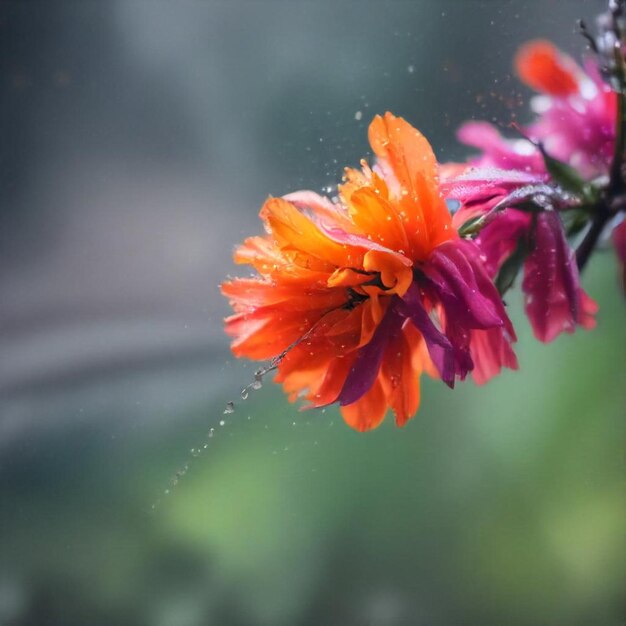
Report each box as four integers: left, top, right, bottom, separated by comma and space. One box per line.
151, 362, 277, 511
151, 310, 343, 511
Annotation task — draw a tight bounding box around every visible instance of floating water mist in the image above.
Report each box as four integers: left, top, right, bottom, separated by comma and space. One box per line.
151, 364, 273, 511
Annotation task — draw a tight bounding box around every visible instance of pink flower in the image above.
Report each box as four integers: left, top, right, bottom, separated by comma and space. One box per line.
516, 41, 617, 178
442, 166, 548, 221
457, 122, 546, 174
442, 169, 598, 343
522, 211, 598, 342
443, 39, 612, 344
458, 40, 616, 179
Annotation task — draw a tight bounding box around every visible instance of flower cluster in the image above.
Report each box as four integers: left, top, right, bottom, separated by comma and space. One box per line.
222, 1, 625, 431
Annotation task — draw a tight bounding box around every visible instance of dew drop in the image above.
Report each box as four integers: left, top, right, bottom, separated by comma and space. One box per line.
223, 401, 235, 414
354, 110, 363, 121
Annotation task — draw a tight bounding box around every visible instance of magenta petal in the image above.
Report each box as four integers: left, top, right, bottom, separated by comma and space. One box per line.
398, 284, 460, 387
441, 166, 544, 203
422, 239, 504, 330
522, 211, 597, 342
474, 209, 531, 278
337, 303, 403, 406
456, 121, 546, 172
283, 190, 336, 213
320, 225, 412, 267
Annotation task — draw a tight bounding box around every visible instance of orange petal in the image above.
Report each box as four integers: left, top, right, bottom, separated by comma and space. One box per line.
339, 161, 372, 206
234, 235, 331, 284
358, 292, 390, 346
225, 308, 326, 360
368, 113, 454, 258
261, 197, 363, 270
283, 190, 355, 233
380, 324, 422, 427
276, 342, 338, 402
405, 321, 438, 379
340, 377, 388, 431
348, 186, 410, 252
515, 40, 580, 97
362, 249, 413, 296
327, 267, 374, 289
221, 278, 347, 311
308, 352, 357, 407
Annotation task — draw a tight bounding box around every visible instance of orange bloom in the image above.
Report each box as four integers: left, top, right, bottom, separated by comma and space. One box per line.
222, 113, 514, 430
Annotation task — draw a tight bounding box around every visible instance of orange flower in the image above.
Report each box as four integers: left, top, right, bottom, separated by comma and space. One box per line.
222, 113, 514, 430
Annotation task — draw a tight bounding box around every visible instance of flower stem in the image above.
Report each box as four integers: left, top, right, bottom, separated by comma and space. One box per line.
577, 5, 626, 271
576, 202, 613, 270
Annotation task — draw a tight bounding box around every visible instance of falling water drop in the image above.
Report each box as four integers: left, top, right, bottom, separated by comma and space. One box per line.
154, 356, 281, 510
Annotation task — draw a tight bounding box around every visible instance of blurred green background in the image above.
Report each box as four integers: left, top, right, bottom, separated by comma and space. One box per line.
0, 1, 623, 625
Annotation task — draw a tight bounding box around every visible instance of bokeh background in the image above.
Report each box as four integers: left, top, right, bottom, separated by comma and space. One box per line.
1, 1, 624, 625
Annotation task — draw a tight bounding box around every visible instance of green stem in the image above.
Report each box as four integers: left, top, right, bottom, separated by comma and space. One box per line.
576, 25, 626, 271
576, 202, 613, 271
609, 83, 625, 196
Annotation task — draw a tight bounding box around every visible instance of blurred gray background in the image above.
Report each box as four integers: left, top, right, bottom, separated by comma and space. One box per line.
0, 1, 623, 625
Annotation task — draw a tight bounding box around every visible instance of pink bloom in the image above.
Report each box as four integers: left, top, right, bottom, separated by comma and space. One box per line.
442, 168, 598, 343
458, 40, 616, 180
457, 122, 545, 174
523, 211, 598, 341
472, 209, 531, 278
442, 166, 548, 222
516, 41, 616, 179
443, 40, 611, 343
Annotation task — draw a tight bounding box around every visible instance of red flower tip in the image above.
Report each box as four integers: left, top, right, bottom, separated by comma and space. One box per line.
515, 40, 580, 97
